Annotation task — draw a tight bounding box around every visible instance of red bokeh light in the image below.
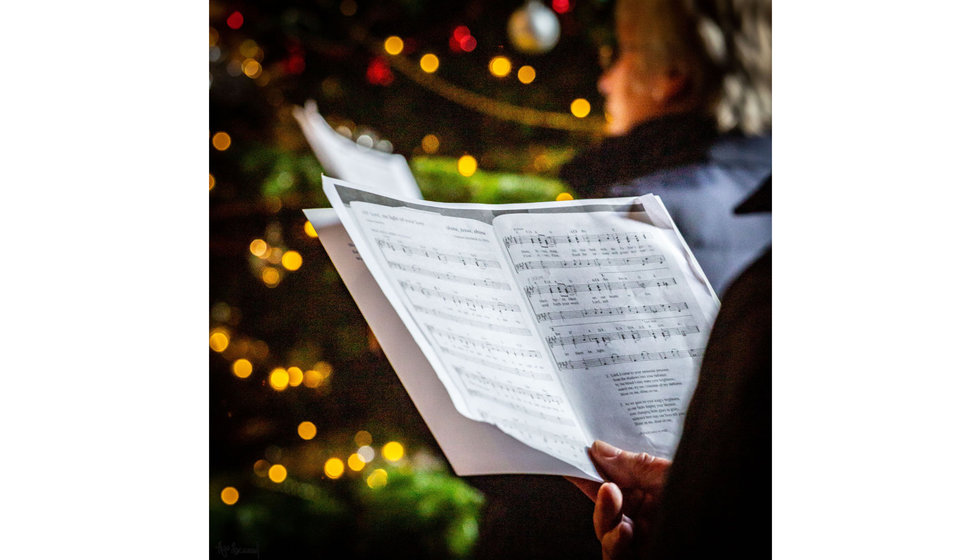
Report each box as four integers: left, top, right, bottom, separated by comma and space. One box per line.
366, 57, 394, 86
285, 54, 305, 74
226, 11, 244, 29
552, 0, 572, 14
460, 35, 477, 52
453, 26, 471, 42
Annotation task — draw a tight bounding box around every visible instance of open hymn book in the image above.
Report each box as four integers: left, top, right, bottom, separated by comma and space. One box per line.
305, 178, 719, 481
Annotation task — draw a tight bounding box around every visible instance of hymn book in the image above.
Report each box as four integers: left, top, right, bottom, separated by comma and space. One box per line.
305, 178, 718, 481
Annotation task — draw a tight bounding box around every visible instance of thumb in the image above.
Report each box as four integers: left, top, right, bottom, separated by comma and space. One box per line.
589, 440, 671, 492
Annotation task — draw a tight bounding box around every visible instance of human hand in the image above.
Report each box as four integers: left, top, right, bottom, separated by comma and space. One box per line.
570, 440, 672, 560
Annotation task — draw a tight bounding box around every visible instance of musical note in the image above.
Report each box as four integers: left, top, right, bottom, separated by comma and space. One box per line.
556, 348, 705, 370
524, 277, 677, 297
503, 231, 650, 248
427, 325, 543, 360
534, 302, 690, 323
545, 324, 701, 348
400, 279, 521, 313
388, 261, 511, 290
377, 239, 501, 269
413, 306, 532, 335
440, 346, 551, 380
513, 254, 666, 271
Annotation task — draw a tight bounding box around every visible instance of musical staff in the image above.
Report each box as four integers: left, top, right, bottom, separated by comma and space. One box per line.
556, 348, 705, 371
414, 305, 532, 335
440, 346, 551, 380
524, 277, 677, 297
503, 232, 650, 248
457, 367, 563, 407
534, 302, 689, 323
545, 324, 701, 348
400, 280, 521, 313
389, 261, 511, 291
427, 325, 543, 361
513, 254, 665, 271
377, 239, 501, 269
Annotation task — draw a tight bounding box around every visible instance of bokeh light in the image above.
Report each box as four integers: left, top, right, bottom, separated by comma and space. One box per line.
552, 0, 572, 14
226, 11, 243, 30
354, 430, 372, 447
347, 453, 366, 471
253, 459, 271, 477
489, 56, 512, 78
460, 35, 477, 52
357, 445, 376, 462
249, 239, 268, 257
210, 329, 230, 352
209, 173, 216, 190
303, 369, 324, 388
232, 358, 253, 378
570, 98, 591, 118
384, 36, 404, 55
287, 366, 304, 387
382, 441, 405, 462
268, 464, 287, 483
261, 267, 281, 288
366, 468, 388, 489
242, 58, 262, 78
324, 458, 344, 479
419, 54, 439, 73
209, 27, 219, 47
421, 134, 440, 154
517, 65, 536, 84
297, 421, 317, 440
220, 487, 239, 505
212, 132, 232, 151
303, 221, 318, 238
457, 155, 477, 177
269, 367, 289, 391
339, 0, 357, 16
556, 192, 574, 201
282, 250, 303, 271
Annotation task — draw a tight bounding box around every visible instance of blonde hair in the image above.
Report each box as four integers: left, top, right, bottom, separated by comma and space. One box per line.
615, 0, 771, 134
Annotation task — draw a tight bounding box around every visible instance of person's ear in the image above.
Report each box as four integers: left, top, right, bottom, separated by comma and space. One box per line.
649, 69, 688, 104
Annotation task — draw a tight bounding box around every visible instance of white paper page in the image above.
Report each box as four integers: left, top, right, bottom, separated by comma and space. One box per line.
323, 181, 599, 478
494, 201, 719, 460
293, 100, 422, 199
303, 208, 594, 479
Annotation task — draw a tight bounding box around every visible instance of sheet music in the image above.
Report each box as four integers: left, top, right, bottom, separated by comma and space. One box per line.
293, 100, 422, 199
320, 179, 719, 478
494, 211, 715, 459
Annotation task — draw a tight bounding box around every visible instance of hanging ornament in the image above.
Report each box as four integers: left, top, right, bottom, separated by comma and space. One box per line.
507, 0, 561, 54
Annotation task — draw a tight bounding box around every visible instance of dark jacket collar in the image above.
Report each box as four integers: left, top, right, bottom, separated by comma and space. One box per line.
558, 112, 718, 198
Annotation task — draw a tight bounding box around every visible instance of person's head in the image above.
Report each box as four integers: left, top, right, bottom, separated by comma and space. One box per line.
599, 0, 771, 136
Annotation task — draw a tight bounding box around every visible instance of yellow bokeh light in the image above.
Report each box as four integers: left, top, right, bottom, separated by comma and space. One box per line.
419, 53, 439, 73
556, 192, 574, 201
314, 361, 334, 378
297, 421, 317, 440
382, 441, 405, 462
287, 366, 304, 387
209, 329, 230, 353
209, 27, 219, 47
242, 58, 262, 78
366, 468, 388, 489
268, 464, 287, 483
347, 453, 366, 471
253, 459, 270, 477
232, 358, 253, 378
303, 369, 324, 388
267, 248, 283, 265
457, 155, 478, 177
212, 131, 231, 151
324, 458, 344, 479
269, 367, 289, 391
489, 56, 512, 78
303, 221, 318, 238
282, 250, 303, 271
384, 36, 404, 55
261, 267, 281, 287
421, 134, 440, 154
571, 98, 591, 118
220, 486, 239, 505
354, 430, 372, 447
249, 239, 268, 257
340, 0, 357, 16
209, 173, 216, 190
239, 39, 259, 58
517, 65, 536, 84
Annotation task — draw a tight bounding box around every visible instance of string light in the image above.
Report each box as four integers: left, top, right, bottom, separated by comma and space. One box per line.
226, 11, 243, 30
212, 132, 231, 151
302, 369, 324, 388
517, 65, 536, 84
552, 0, 572, 14
282, 250, 303, 271
242, 58, 262, 78
324, 458, 344, 479
419, 53, 440, 73
209, 329, 230, 353
261, 267, 281, 287
287, 366, 304, 387
489, 56, 512, 78
347, 453, 366, 472
382, 441, 404, 462
421, 134, 440, 154
570, 98, 591, 118
366, 468, 388, 489
297, 421, 317, 440
384, 36, 404, 56
269, 367, 289, 391
249, 239, 268, 257
357, 445, 375, 462
303, 221, 318, 238
556, 192, 574, 201
220, 487, 239, 505
354, 430, 372, 447
268, 464, 287, 483
457, 155, 478, 177
232, 358, 253, 378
